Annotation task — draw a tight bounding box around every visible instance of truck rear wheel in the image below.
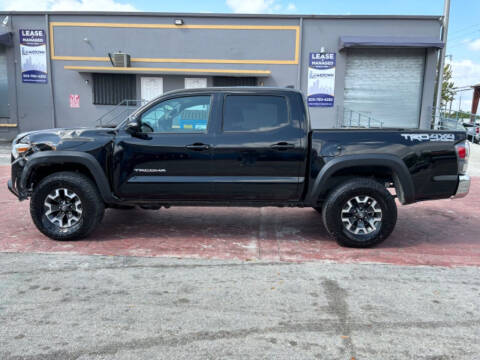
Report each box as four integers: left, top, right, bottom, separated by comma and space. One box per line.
321, 178, 397, 248
30, 172, 105, 241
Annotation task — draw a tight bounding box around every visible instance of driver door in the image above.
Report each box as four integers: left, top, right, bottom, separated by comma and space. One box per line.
112, 94, 216, 201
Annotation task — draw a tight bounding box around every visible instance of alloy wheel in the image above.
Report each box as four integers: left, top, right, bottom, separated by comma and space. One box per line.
44, 188, 83, 228
341, 195, 382, 235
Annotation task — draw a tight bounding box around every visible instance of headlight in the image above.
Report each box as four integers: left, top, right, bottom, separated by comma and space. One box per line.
12, 143, 31, 159
12, 134, 31, 159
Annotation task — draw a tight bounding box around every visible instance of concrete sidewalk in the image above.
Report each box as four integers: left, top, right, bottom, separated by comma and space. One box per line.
0, 252, 479, 360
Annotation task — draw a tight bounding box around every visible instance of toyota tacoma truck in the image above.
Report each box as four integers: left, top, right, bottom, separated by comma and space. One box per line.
7, 87, 471, 247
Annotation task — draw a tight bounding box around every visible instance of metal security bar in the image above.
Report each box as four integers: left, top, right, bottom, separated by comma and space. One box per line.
93, 73, 136, 106
433, 108, 480, 143
96, 99, 147, 127
433, 108, 479, 128
338, 107, 384, 128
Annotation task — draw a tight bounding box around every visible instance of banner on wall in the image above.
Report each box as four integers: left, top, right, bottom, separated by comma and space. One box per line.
307, 52, 336, 107
19, 29, 48, 84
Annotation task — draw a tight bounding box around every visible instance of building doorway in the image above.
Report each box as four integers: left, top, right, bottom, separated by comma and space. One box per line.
141, 77, 164, 102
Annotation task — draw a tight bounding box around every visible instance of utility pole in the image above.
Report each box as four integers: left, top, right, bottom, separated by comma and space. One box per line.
434, 0, 451, 128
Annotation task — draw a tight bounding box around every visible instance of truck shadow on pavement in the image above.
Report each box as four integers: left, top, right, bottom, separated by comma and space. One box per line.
92, 203, 480, 253
96, 207, 331, 244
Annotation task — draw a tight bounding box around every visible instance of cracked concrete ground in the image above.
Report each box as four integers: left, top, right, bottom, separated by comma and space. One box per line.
1, 253, 479, 359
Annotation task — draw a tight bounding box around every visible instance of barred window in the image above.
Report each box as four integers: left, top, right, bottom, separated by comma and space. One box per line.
93, 73, 136, 105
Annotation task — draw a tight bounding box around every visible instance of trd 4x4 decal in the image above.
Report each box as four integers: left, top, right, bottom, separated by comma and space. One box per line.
401, 133, 455, 142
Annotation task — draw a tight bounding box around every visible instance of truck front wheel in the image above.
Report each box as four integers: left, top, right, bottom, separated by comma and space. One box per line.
321, 178, 397, 248
30, 172, 105, 240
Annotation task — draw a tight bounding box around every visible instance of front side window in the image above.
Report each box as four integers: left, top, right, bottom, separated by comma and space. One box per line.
139, 96, 211, 133
223, 95, 288, 132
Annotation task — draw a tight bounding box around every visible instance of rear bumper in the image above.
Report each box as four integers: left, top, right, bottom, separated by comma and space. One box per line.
453, 175, 471, 199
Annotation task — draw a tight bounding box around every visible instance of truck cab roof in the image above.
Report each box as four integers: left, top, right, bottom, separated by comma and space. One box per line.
162, 86, 304, 97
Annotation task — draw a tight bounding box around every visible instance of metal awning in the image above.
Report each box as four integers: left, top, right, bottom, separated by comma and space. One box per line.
64, 65, 271, 77
339, 36, 444, 50
0, 31, 13, 47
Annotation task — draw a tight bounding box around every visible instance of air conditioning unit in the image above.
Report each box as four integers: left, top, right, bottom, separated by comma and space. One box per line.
110, 52, 131, 67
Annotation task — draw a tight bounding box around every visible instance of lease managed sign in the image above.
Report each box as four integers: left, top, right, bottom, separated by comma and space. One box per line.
307, 52, 336, 107
19, 29, 48, 84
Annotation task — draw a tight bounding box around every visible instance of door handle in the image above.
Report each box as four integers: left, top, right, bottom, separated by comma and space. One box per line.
271, 142, 295, 150
185, 143, 210, 151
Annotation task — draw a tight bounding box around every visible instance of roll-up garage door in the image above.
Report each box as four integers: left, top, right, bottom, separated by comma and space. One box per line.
344, 48, 425, 128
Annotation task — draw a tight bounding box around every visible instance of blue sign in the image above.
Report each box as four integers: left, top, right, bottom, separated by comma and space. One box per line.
307, 52, 336, 107
19, 29, 48, 84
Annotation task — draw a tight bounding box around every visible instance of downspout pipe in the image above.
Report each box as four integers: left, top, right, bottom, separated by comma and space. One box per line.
434, 0, 451, 128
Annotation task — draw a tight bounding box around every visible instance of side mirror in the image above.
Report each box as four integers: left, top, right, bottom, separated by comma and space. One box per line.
125, 117, 151, 140
125, 118, 141, 134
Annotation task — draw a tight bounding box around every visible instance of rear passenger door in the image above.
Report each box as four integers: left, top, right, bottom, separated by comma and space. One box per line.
210, 93, 306, 201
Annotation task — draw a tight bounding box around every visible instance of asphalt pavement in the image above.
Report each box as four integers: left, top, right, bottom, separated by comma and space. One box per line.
1, 253, 479, 360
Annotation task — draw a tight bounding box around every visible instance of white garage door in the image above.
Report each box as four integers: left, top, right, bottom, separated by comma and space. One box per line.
344, 48, 425, 128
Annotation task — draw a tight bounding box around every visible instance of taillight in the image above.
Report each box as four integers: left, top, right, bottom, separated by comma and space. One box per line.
455, 141, 470, 174
476, 127, 479, 134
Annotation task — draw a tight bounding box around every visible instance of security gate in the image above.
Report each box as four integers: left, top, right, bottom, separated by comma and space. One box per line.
344, 48, 425, 128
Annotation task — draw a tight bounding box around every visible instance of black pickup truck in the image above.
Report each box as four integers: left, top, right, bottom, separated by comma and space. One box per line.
8, 87, 471, 247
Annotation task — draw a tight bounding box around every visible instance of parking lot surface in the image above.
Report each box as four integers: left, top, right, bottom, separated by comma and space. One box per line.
1, 164, 479, 266
1, 252, 479, 360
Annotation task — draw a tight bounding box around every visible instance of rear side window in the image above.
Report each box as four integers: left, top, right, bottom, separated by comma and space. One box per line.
223, 95, 288, 132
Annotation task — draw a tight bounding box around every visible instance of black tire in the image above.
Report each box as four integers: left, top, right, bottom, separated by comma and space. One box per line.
313, 207, 322, 214
30, 171, 105, 240
321, 178, 397, 248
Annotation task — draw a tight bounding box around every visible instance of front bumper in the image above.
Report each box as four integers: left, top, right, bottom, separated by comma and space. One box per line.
7, 179, 19, 198
453, 174, 471, 199
7, 157, 28, 201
